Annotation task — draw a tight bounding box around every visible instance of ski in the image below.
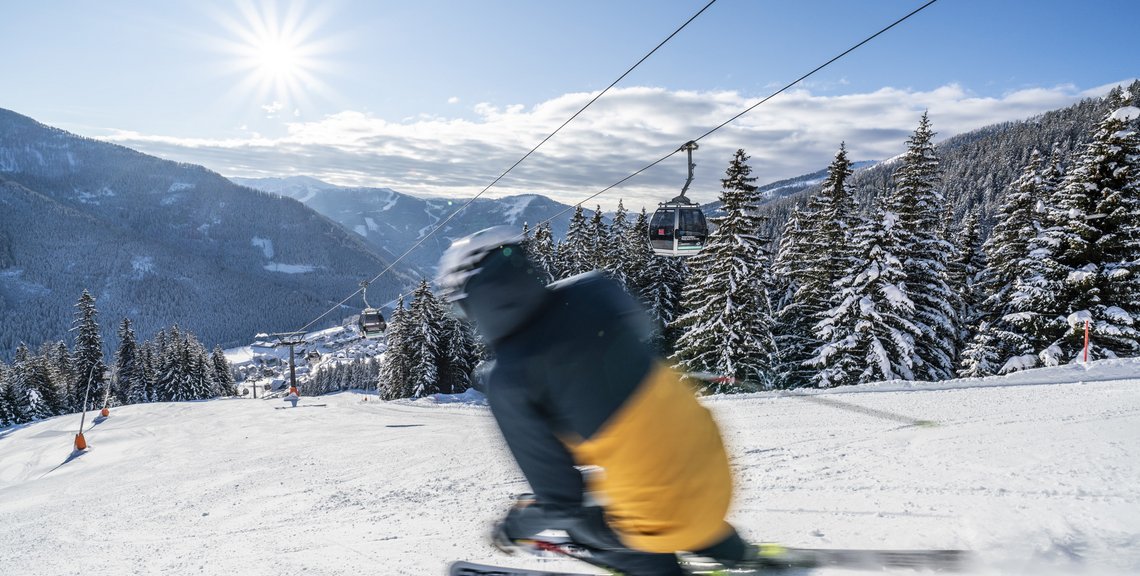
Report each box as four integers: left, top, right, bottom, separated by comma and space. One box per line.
448, 561, 602, 576
683, 543, 971, 573
450, 543, 970, 576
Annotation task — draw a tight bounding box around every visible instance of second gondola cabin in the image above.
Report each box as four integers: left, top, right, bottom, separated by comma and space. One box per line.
358, 308, 387, 339
648, 140, 708, 257
649, 199, 709, 257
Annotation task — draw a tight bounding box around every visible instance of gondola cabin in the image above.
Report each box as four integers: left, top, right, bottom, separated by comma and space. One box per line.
358, 308, 387, 339
649, 200, 709, 257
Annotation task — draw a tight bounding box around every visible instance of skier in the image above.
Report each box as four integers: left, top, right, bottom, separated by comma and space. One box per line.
436, 226, 752, 576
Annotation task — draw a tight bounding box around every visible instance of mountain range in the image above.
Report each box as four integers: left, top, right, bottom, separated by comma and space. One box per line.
0, 108, 410, 358
228, 176, 584, 274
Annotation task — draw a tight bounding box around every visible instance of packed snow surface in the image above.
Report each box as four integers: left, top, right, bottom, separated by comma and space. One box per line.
2, 359, 1139, 575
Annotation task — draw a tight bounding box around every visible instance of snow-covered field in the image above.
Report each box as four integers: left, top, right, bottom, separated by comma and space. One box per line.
2, 359, 1139, 575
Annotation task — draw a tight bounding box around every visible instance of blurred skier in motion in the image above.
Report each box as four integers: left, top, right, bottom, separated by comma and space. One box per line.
436, 226, 751, 576
285, 384, 299, 408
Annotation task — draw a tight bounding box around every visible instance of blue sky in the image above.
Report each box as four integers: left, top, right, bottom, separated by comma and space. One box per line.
2, 0, 1137, 210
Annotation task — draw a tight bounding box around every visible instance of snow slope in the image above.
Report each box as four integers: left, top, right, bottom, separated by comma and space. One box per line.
1, 359, 1139, 575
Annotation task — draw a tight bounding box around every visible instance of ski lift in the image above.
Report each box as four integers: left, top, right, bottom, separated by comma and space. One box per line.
304, 349, 322, 364
357, 281, 387, 339
649, 141, 708, 257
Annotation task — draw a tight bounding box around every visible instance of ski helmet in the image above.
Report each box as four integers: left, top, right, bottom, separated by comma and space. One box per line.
436, 225, 525, 305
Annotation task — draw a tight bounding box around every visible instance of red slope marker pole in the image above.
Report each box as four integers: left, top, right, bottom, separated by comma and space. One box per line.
1084, 319, 1090, 363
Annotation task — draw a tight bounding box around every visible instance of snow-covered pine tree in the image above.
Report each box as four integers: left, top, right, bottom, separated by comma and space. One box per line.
948, 208, 987, 361
139, 344, 157, 403
956, 320, 1002, 378
529, 222, 560, 282
1045, 90, 1140, 360
25, 350, 64, 420
625, 208, 653, 300
185, 335, 215, 400
771, 208, 812, 388
773, 144, 857, 388
5, 344, 33, 424
71, 290, 107, 411
406, 280, 444, 397
51, 342, 75, 412
379, 298, 413, 400
112, 318, 140, 406
587, 204, 609, 272
154, 325, 187, 402
558, 205, 591, 278
672, 149, 776, 391
438, 313, 480, 394
604, 200, 632, 289
889, 113, 958, 381
809, 202, 919, 386
972, 149, 1061, 373
211, 347, 237, 396
0, 361, 12, 427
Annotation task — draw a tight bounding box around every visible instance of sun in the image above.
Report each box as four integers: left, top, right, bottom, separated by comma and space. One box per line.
253, 33, 301, 82
213, 0, 334, 115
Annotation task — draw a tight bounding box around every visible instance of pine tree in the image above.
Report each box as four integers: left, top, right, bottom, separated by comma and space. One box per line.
51, 342, 75, 413
185, 336, 215, 400
1044, 91, 1140, 360
672, 149, 776, 391
139, 345, 158, 403
810, 203, 918, 386
604, 200, 633, 288
112, 318, 140, 406
71, 290, 107, 411
155, 325, 187, 402
773, 144, 857, 388
5, 344, 33, 424
211, 347, 237, 396
889, 113, 958, 380
529, 222, 560, 282
625, 208, 653, 301
0, 362, 13, 427
33, 342, 67, 417
964, 149, 1064, 373
558, 205, 591, 278
771, 208, 812, 388
379, 298, 413, 400
438, 314, 480, 394
406, 280, 444, 397
957, 320, 1001, 378
587, 204, 609, 272
948, 209, 987, 357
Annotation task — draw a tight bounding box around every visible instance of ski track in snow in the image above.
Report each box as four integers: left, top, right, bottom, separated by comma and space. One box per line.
1, 360, 1138, 575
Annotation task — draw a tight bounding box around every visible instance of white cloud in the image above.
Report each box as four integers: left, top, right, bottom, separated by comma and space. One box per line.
262, 101, 285, 116
105, 82, 1127, 212
447, 96, 460, 104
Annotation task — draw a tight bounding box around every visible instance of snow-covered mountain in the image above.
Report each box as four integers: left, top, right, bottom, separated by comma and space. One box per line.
2, 358, 1137, 575
0, 108, 414, 356
231, 176, 585, 274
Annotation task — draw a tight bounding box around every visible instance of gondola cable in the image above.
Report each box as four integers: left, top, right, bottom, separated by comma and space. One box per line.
288, 0, 720, 336
531, 0, 940, 229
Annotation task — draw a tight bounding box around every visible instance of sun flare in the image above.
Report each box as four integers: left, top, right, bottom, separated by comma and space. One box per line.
214, 0, 335, 115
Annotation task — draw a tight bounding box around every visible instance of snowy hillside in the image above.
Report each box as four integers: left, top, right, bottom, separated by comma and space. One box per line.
1, 359, 1138, 575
